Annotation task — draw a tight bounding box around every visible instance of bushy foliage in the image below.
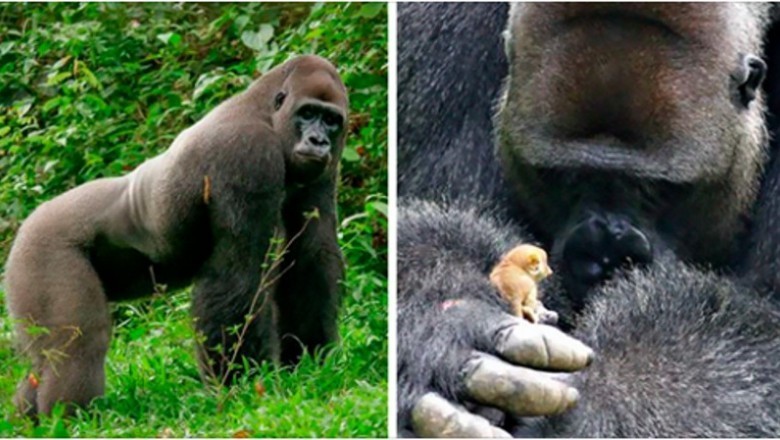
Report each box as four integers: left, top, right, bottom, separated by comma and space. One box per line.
0, 3, 387, 436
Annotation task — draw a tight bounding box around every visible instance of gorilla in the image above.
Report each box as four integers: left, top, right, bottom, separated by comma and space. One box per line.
398, 3, 780, 437
5, 54, 348, 416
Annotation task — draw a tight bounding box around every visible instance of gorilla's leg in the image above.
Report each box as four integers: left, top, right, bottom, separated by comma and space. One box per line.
275, 184, 343, 365
191, 244, 280, 381
7, 244, 110, 416
191, 186, 284, 381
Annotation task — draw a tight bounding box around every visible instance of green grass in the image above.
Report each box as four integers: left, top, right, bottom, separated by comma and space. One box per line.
0, 2, 387, 437
0, 260, 387, 437
0, 266, 387, 437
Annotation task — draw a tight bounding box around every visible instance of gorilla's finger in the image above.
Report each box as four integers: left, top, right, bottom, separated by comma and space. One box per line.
493, 319, 594, 371
463, 353, 580, 417
411, 392, 512, 438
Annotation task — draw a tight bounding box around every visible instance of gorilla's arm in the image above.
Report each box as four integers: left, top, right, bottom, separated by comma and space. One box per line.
534, 260, 780, 437
398, 199, 592, 437
190, 137, 287, 380
276, 177, 343, 364
400, 198, 780, 437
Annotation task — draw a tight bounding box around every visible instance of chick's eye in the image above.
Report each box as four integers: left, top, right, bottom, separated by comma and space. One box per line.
274, 92, 286, 110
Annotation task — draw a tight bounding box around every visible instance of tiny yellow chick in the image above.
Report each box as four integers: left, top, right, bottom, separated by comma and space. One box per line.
489, 244, 553, 323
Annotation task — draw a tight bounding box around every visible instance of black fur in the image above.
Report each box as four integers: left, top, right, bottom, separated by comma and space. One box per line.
398, 3, 780, 437
538, 259, 780, 437
398, 2, 510, 203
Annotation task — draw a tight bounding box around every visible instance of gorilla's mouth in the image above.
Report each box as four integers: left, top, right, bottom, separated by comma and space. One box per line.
294, 150, 331, 164
290, 149, 331, 183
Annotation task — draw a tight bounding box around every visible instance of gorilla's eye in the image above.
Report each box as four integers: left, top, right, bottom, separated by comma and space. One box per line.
274, 91, 286, 111
298, 106, 317, 121
323, 112, 342, 128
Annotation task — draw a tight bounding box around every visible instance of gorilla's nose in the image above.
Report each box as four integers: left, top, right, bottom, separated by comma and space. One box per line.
610, 218, 653, 267
558, 211, 653, 309
308, 134, 329, 147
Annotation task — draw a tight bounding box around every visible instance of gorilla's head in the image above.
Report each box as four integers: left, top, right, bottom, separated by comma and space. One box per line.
271, 56, 349, 183
496, 4, 771, 310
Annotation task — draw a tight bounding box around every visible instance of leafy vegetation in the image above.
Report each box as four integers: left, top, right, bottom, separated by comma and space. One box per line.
0, 3, 387, 437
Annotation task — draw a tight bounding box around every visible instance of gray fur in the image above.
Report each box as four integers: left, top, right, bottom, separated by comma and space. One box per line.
5, 55, 347, 416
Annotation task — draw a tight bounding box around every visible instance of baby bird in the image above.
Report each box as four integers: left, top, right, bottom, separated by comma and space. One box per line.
489, 244, 553, 323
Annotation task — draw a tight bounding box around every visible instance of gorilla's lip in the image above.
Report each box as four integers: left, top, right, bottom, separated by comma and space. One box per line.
295, 151, 330, 163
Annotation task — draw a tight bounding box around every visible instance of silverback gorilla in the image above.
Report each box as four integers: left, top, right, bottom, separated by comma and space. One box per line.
5, 55, 347, 416
398, 3, 780, 437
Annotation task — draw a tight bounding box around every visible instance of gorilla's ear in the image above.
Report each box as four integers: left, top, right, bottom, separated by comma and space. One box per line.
735, 54, 767, 107
274, 91, 287, 111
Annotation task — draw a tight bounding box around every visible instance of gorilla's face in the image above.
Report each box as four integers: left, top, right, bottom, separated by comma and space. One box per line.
272, 58, 348, 183
496, 3, 771, 307
287, 98, 345, 180
499, 3, 768, 184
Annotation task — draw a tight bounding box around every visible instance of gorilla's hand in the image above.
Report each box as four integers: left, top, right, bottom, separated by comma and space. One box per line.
400, 297, 593, 437
397, 199, 593, 437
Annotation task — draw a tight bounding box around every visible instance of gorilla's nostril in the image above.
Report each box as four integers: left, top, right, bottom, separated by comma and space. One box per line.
308, 135, 328, 146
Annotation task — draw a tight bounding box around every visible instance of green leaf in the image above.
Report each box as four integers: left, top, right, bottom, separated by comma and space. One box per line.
0, 41, 15, 56
370, 201, 387, 217
344, 73, 384, 89
51, 419, 70, 438
42, 97, 63, 112
128, 326, 147, 341
192, 73, 224, 101
157, 32, 182, 46
15, 98, 34, 117
42, 160, 59, 174
51, 55, 72, 70
0, 420, 13, 435
234, 15, 250, 31
358, 3, 384, 19
78, 61, 101, 89
342, 146, 360, 162
240, 24, 274, 51
46, 71, 72, 86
